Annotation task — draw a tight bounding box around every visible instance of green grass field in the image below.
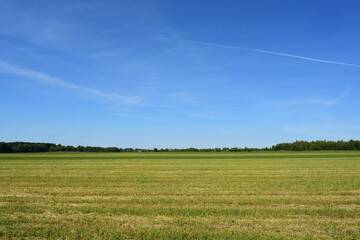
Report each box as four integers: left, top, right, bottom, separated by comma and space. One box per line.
0, 152, 359, 239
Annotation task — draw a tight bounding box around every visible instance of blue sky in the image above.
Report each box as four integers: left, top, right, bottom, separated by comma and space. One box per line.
1, 0, 360, 148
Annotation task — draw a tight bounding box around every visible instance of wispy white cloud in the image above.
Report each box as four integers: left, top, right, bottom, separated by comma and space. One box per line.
0, 61, 141, 105
269, 88, 350, 106
168, 92, 197, 104
283, 122, 360, 139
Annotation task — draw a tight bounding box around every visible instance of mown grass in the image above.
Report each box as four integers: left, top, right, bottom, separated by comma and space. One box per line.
0, 151, 359, 239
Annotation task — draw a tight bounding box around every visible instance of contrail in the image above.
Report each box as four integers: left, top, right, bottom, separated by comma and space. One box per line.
255, 49, 360, 68
174, 39, 360, 68
34, 21, 360, 68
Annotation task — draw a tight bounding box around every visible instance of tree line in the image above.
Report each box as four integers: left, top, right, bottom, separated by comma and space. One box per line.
272, 140, 360, 151
0, 140, 360, 153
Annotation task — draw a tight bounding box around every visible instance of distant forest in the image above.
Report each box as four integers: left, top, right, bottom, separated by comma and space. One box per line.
1, 140, 360, 153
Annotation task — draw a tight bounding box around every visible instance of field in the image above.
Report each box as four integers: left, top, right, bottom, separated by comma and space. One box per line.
0, 152, 359, 239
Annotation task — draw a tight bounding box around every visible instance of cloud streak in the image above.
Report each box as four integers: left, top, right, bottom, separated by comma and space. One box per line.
269, 88, 350, 106
0, 61, 141, 105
